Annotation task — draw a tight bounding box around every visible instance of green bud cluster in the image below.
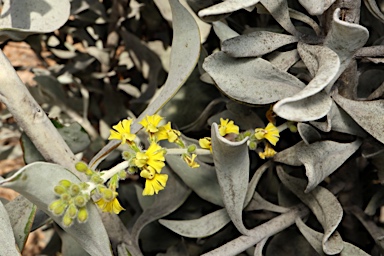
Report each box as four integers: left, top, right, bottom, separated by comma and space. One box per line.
49, 179, 91, 227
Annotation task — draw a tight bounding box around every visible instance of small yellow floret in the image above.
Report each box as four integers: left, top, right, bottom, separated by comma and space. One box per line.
108, 119, 136, 144
255, 123, 280, 146
140, 167, 168, 196
183, 154, 200, 168
218, 118, 239, 136
199, 137, 212, 152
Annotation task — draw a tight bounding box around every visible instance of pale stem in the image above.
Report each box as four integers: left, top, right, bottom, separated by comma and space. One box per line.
100, 161, 130, 182
83, 161, 130, 194
0, 50, 79, 175
166, 148, 212, 155
201, 205, 309, 256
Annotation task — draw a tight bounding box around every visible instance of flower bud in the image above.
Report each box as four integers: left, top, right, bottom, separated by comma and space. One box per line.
67, 204, 78, 219
74, 195, 87, 207
77, 207, 88, 223
75, 162, 88, 173
60, 193, 71, 203
102, 189, 115, 201
122, 151, 131, 161
127, 167, 137, 174
248, 141, 257, 150
69, 184, 81, 196
90, 174, 103, 184
118, 170, 128, 180
49, 200, 67, 216
54, 185, 67, 195
59, 179, 72, 188
63, 212, 74, 227
187, 144, 196, 153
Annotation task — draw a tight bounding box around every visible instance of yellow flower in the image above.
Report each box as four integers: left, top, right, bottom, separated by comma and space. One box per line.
95, 196, 125, 214
258, 143, 277, 159
139, 114, 163, 133
140, 167, 168, 196
108, 119, 136, 144
199, 137, 212, 152
255, 123, 280, 146
218, 118, 239, 136
134, 142, 165, 173
183, 154, 200, 168
156, 122, 181, 142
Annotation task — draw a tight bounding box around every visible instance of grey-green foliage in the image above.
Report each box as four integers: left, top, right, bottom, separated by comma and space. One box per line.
1, 0, 384, 255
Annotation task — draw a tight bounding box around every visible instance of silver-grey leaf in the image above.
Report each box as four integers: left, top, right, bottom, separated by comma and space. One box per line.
333, 93, 384, 144
159, 208, 230, 238
222, 31, 298, 57
0, 162, 112, 256
277, 167, 343, 254
211, 123, 250, 235
203, 51, 304, 105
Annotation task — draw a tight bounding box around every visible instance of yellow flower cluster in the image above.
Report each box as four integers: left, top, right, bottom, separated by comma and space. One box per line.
109, 114, 199, 197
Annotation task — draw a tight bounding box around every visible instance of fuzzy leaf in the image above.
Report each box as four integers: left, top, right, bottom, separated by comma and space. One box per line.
211, 123, 250, 235
365, 0, 384, 22
5, 196, 36, 251
203, 51, 304, 105
296, 217, 369, 256
0, 162, 112, 256
166, 154, 223, 206
222, 31, 298, 57
159, 208, 230, 238
297, 123, 321, 144
298, 0, 336, 15
212, 21, 239, 42
310, 101, 367, 137
198, 0, 260, 17
259, 0, 300, 36
130, 167, 191, 245
297, 139, 362, 192
0, 0, 70, 42
277, 167, 343, 254
0, 200, 20, 255
274, 43, 339, 121
324, 8, 369, 92
333, 93, 384, 144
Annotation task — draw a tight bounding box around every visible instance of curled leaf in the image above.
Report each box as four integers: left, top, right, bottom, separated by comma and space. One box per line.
277, 166, 343, 254
211, 123, 250, 235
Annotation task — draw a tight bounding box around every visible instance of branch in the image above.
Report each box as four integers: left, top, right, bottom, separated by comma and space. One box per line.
201, 205, 309, 256
0, 50, 77, 174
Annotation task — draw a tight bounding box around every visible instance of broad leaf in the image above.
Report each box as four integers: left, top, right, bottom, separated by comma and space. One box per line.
5, 196, 36, 251
130, 167, 191, 245
159, 208, 230, 238
0, 200, 20, 255
298, 139, 361, 192
166, 154, 223, 206
277, 167, 343, 254
296, 217, 369, 256
0, 162, 112, 256
203, 51, 304, 105
198, 0, 260, 17
222, 31, 298, 57
211, 123, 249, 235
0, 0, 70, 42
274, 43, 340, 121
333, 93, 384, 144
